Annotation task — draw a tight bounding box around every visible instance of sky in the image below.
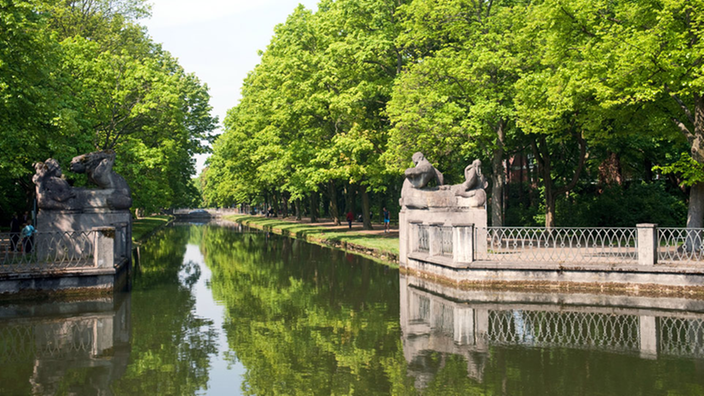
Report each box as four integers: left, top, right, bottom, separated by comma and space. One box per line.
142, 0, 319, 174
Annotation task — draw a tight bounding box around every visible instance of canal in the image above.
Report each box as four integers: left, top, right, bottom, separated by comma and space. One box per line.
1, 223, 703, 395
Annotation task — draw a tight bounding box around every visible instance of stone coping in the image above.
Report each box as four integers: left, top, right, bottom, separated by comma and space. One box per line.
0, 257, 128, 281
407, 252, 704, 275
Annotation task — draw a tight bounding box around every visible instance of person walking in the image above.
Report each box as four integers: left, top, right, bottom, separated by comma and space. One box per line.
382, 207, 390, 233
21, 222, 35, 254
9, 213, 21, 251
346, 211, 354, 229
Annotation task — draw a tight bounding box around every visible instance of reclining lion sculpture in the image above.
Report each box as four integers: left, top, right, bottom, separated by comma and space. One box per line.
33, 150, 132, 211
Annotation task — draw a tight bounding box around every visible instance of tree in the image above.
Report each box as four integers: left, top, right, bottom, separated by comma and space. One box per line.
524, 0, 704, 227
387, 0, 523, 226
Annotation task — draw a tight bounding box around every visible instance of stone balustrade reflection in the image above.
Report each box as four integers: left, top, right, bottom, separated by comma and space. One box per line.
400, 275, 704, 390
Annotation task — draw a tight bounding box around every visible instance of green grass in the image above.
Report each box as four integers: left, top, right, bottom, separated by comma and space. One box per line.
225, 215, 400, 257
132, 215, 172, 243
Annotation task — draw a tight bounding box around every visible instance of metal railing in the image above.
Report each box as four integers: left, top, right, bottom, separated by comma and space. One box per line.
658, 228, 704, 264
0, 231, 95, 272
479, 227, 638, 264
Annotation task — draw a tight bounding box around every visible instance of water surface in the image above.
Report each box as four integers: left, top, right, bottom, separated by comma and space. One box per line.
0, 223, 702, 395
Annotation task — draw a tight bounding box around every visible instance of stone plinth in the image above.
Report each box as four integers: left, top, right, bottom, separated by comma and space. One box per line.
37, 209, 131, 235
399, 206, 486, 266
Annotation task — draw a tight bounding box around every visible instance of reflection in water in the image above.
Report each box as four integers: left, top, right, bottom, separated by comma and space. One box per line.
2, 224, 704, 394
197, 224, 405, 395
0, 295, 131, 395
401, 275, 704, 394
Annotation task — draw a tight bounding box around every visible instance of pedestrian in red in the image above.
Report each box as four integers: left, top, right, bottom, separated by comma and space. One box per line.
346, 211, 354, 229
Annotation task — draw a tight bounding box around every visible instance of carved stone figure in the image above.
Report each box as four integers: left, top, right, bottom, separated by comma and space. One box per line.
70, 150, 132, 210
400, 152, 445, 209
452, 159, 487, 208
400, 152, 488, 210
404, 152, 444, 188
33, 150, 132, 211
33, 159, 78, 210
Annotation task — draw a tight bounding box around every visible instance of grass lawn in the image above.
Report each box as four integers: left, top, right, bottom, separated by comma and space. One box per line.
132, 215, 172, 243
225, 214, 399, 257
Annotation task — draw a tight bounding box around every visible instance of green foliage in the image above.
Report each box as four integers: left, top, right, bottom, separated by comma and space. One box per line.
0, 0, 217, 217
555, 183, 687, 227
654, 153, 704, 187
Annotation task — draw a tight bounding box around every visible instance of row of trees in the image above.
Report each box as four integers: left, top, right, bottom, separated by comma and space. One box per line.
203, 0, 704, 229
1, 0, 217, 219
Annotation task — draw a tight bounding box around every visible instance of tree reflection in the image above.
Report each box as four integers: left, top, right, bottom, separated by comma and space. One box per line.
111, 226, 218, 395
197, 225, 415, 395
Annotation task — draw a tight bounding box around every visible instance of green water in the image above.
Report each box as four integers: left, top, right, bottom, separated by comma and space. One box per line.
0, 223, 703, 395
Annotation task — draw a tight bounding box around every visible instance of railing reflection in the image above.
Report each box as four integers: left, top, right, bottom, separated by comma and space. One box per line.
0, 294, 131, 394
400, 275, 704, 389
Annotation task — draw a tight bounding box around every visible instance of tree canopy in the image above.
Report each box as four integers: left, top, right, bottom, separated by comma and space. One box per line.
205, 0, 699, 228
0, 0, 217, 218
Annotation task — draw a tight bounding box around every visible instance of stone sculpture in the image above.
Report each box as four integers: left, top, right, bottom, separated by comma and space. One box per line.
70, 150, 132, 210
452, 159, 488, 208
404, 152, 444, 188
400, 152, 487, 209
33, 150, 132, 211
33, 159, 77, 210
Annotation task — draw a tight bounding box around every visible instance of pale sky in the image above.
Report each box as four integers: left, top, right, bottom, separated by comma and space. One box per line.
142, 0, 319, 174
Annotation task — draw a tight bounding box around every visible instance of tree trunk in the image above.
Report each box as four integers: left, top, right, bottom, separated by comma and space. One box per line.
295, 199, 302, 220
532, 132, 587, 230
272, 192, 280, 217
282, 193, 289, 218
489, 121, 506, 227
360, 184, 373, 230
328, 181, 340, 225
310, 192, 319, 223
687, 182, 704, 227
345, 183, 355, 214
687, 96, 704, 228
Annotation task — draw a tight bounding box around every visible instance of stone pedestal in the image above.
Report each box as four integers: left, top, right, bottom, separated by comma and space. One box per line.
399, 205, 486, 265
37, 209, 131, 234
36, 209, 132, 267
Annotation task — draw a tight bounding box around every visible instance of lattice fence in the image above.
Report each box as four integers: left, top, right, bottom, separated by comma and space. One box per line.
658, 228, 704, 264
479, 227, 638, 264
0, 231, 95, 272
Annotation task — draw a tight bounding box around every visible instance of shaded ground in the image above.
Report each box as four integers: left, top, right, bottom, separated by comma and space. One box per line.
224, 215, 400, 263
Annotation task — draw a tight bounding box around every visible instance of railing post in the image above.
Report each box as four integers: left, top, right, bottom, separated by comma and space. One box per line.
93, 227, 115, 269
429, 222, 444, 256
637, 223, 657, 266
452, 223, 475, 264
409, 221, 422, 254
